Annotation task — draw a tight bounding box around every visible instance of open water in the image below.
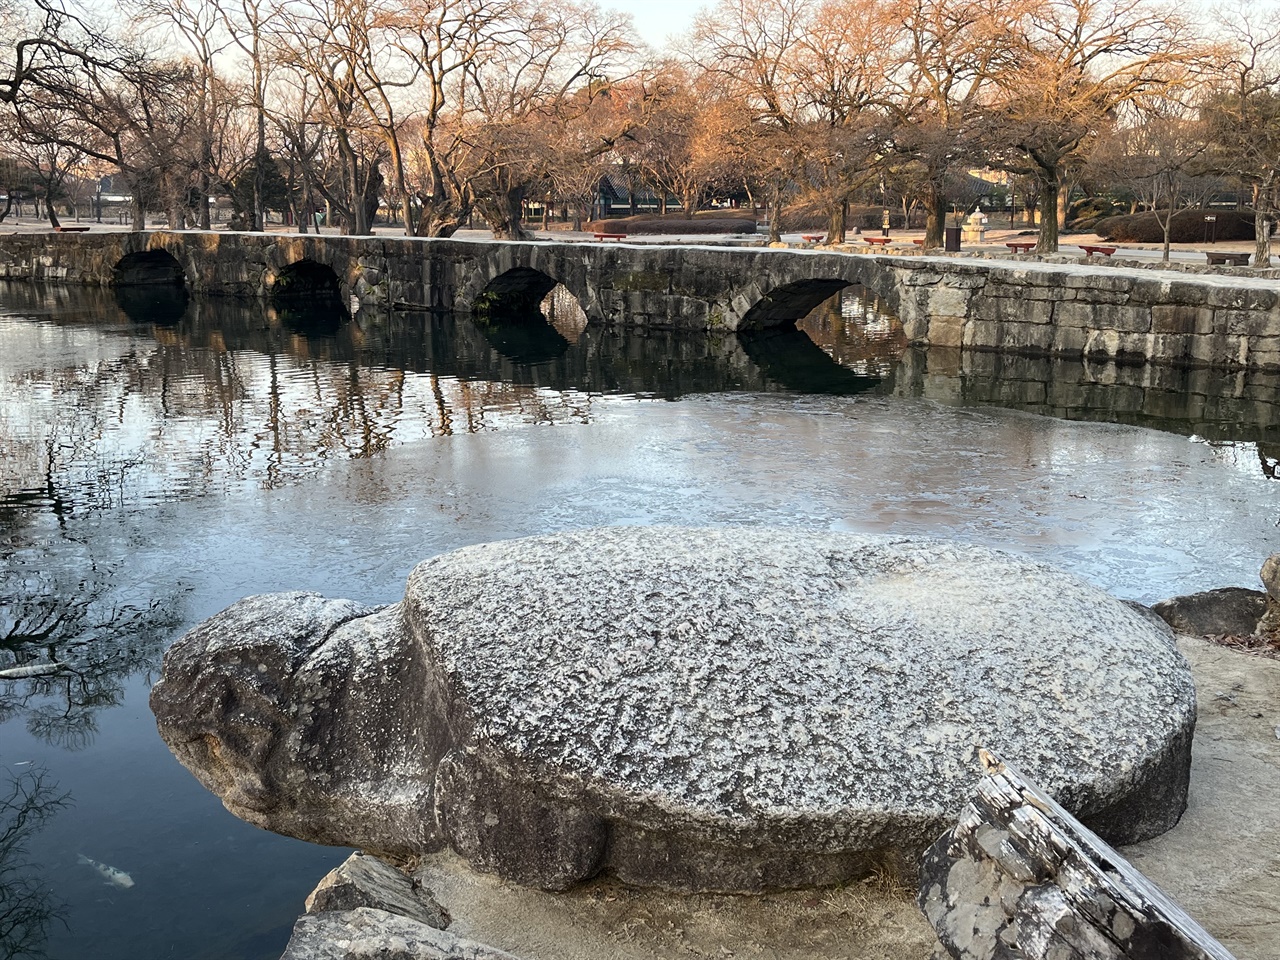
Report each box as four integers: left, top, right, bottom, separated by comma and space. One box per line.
0, 280, 1277, 959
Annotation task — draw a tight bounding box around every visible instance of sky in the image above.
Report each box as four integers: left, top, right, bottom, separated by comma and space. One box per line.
603, 0, 701, 53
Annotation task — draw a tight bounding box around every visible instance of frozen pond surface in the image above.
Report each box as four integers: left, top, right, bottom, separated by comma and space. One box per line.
0, 282, 1277, 959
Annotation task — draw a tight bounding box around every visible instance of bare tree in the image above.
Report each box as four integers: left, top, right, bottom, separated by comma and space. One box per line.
1199, 4, 1280, 266
986, 0, 1193, 252
692, 0, 891, 243
886, 0, 1026, 249
1102, 93, 1210, 260
457, 0, 635, 239
126, 0, 236, 228
0, 100, 87, 227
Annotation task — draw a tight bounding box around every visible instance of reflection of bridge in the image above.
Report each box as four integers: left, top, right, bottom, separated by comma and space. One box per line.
4, 229, 1280, 369
1, 283, 886, 399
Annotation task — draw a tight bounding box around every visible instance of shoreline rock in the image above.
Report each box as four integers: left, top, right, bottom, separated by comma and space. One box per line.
1151, 553, 1280, 652
152, 527, 1196, 894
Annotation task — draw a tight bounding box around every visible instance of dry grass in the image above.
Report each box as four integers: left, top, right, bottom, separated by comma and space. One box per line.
1206, 632, 1280, 659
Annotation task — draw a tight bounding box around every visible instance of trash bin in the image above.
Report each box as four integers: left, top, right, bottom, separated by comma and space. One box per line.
944, 226, 961, 252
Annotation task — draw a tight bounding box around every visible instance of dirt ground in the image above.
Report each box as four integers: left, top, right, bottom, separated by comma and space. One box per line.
413, 636, 1280, 960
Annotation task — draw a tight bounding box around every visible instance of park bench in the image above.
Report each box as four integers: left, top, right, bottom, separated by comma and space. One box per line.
1206, 251, 1250, 266
1078, 244, 1116, 257
592, 232, 626, 241
863, 236, 891, 246
911, 238, 925, 246
800, 233, 824, 243
54, 226, 90, 233
1005, 241, 1036, 253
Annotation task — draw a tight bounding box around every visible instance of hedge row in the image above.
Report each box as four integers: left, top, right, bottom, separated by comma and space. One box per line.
584, 215, 757, 235
1093, 208, 1261, 243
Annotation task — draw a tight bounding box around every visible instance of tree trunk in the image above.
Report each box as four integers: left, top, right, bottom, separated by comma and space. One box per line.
920, 751, 1235, 960
0, 192, 12, 223
46, 197, 61, 230
487, 187, 528, 240
1254, 180, 1273, 268
768, 182, 782, 244
130, 194, 145, 232
252, 48, 266, 232
681, 185, 697, 219
198, 172, 211, 230
167, 190, 185, 230
923, 182, 945, 250
826, 198, 847, 244
1037, 177, 1060, 253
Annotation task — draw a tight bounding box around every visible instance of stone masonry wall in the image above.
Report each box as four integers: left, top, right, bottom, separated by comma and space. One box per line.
1, 231, 1279, 370
891, 259, 1280, 371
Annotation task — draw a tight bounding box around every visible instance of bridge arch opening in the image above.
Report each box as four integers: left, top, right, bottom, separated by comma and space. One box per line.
475, 267, 557, 320
272, 259, 343, 298
794, 285, 906, 378
471, 269, 588, 362
113, 249, 186, 287
738, 278, 850, 330
737, 284, 906, 392
474, 267, 586, 330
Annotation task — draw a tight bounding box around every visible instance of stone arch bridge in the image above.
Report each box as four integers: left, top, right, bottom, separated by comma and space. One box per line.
2, 229, 1280, 370
0, 230, 925, 334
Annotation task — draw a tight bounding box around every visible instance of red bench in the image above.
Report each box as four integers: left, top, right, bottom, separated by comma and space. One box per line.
593, 232, 626, 241
912, 238, 925, 246
1006, 241, 1036, 253
863, 236, 891, 246
800, 233, 824, 243
1078, 244, 1116, 257
54, 226, 90, 233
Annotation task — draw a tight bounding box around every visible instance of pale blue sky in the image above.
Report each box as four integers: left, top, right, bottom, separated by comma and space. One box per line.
604, 0, 701, 52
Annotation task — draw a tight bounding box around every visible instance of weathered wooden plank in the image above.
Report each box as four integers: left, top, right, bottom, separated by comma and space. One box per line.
919, 749, 1235, 960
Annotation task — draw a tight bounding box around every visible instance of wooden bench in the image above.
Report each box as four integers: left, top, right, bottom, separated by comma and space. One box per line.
1206, 251, 1250, 266
592, 232, 626, 241
54, 226, 90, 233
863, 236, 891, 246
1078, 244, 1116, 257
800, 233, 824, 243
1005, 241, 1036, 253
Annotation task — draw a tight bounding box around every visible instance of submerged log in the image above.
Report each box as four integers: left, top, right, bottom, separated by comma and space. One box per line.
919, 750, 1235, 960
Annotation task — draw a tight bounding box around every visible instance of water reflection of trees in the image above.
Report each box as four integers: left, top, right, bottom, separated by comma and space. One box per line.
5, 280, 1280, 510
1, 555, 182, 750
0, 764, 71, 960
2, 284, 893, 518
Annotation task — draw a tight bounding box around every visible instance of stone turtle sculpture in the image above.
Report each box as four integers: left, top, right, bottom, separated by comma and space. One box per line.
150, 527, 1196, 893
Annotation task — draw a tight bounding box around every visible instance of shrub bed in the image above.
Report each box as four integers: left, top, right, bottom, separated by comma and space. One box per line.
1094, 208, 1262, 243
585, 213, 757, 235
780, 202, 914, 232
